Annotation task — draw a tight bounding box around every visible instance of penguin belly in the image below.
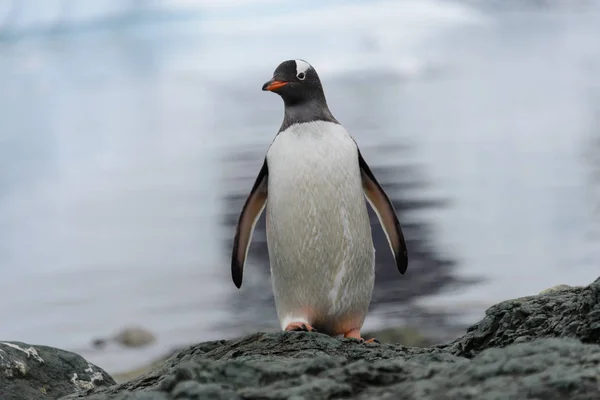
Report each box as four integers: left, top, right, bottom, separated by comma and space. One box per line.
265, 121, 375, 336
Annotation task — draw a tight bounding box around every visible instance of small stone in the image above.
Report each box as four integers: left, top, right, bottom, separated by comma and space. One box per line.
113, 327, 156, 348
92, 326, 156, 349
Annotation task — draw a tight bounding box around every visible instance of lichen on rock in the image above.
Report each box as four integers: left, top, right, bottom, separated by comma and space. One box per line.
0, 341, 115, 400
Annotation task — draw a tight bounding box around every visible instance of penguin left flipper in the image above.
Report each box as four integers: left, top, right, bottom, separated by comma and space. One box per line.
357, 150, 409, 274
231, 158, 269, 288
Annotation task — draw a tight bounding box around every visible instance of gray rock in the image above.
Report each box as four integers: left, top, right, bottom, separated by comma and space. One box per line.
47, 277, 600, 399
59, 332, 462, 400
443, 277, 600, 358
0, 341, 115, 400
60, 333, 600, 400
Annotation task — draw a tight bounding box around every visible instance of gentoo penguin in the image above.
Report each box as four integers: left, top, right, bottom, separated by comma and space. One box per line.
231, 59, 408, 343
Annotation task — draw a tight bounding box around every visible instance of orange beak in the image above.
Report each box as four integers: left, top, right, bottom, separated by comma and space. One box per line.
262, 79, 288, 91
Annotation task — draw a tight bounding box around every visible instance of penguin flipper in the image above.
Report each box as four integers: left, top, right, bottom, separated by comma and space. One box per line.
231, 158, 269, 288
358, 150, 408, 274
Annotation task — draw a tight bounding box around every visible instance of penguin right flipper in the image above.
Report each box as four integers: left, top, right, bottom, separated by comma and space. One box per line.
357, 150, 408, 274
231, 158, 269, 288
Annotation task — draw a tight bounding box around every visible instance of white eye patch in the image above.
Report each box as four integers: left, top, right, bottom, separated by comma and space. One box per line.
295, 59, 311, 80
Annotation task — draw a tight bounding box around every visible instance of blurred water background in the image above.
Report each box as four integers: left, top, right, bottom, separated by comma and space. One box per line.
1, 0, 600, 375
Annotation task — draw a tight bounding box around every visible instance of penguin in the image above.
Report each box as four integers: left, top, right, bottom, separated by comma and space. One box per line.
231, 59, 408, 343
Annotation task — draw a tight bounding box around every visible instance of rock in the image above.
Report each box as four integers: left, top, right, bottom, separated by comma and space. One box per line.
60, 332, 600, 400
35, 277, 600, 399
112, 347, 183, 384
110, 326, 436, 384
443, 277, 600, 358
59, 331, 462, 400
0, 341, 115, 400
92, 327, 156, 349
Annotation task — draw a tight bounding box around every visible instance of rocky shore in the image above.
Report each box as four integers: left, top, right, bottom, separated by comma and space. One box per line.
1, 277, 598, 400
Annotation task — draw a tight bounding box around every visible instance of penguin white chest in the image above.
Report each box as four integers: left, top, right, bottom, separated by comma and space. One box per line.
265, 121, 375, 335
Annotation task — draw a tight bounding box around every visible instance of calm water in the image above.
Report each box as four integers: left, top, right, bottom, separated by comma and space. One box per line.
1, 0, 599, 374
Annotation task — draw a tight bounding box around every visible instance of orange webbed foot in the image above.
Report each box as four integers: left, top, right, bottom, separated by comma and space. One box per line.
343, 329, 380, 344
284, 322, 318, 333
363, 338, 380, 344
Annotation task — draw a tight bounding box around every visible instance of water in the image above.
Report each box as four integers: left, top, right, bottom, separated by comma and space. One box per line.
1, 0, 599, 374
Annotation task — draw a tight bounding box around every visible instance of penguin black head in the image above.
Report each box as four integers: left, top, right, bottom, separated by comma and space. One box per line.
262, 59, 326, 106
263, 59, 338, 132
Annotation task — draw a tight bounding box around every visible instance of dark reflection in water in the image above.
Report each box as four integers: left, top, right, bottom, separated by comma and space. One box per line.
219, 142, 480, 339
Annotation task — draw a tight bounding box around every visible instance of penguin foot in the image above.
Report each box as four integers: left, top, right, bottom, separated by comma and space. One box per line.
284, 322, 318, 332
363, 338, 380, 344
343, 329, 380, 344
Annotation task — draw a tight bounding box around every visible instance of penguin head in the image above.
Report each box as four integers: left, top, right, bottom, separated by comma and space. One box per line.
262, 59, 325, 106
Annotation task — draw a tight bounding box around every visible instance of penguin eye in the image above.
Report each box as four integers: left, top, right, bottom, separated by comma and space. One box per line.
297, 72, 306, 81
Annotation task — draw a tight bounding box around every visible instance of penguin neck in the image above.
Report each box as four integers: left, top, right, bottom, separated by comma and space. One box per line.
279, 96, 339, 133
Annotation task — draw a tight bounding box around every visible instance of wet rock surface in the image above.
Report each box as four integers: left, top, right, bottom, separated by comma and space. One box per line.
0, 341, 115, 400
57, 277, 600, 400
